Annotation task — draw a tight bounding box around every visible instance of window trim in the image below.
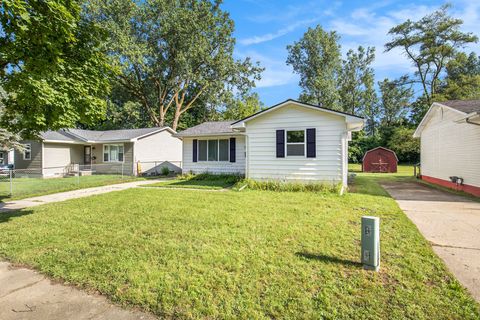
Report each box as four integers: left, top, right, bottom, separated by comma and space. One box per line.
103, 143, 125, 163
23, 143, 32, 160
285, 129, 306, 157
197, 139, 230, 162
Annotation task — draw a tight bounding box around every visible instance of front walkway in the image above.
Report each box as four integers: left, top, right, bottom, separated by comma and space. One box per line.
0, 179, 164, 212
382, 181, 480, 302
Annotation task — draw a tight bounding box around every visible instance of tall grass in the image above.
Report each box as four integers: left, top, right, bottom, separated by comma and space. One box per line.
235, 178, 342, 193
178, 172, 243, 184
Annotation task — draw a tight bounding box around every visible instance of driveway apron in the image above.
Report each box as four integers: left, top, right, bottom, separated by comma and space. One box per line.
382, 181, 480, 302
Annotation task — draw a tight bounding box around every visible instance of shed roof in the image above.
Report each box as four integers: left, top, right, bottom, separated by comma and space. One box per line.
362, 147, 398, 162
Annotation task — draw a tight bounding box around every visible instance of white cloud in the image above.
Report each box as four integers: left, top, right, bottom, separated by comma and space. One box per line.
239, 18, 317, 45
237, 50, 297, 88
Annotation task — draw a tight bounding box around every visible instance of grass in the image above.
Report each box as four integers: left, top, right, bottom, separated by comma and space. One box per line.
235, 178, 342, 193
0, 170, 479, 318
0, 174, 143, 201
146, 173, 241, 190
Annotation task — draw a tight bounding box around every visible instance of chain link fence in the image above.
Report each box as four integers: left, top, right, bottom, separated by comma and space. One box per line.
0, 161, 182, 199
0, 164, 131, 199
136, 161, 182, 177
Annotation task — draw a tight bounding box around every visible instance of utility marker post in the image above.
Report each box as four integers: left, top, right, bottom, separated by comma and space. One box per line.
361, 216, 380, 271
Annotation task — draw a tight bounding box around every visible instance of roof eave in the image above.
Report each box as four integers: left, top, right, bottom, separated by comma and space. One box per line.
175, 132, 244, 138
232, 99, 364, 126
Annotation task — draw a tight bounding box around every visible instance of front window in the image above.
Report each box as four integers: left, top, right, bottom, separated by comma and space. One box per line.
198, 139, 229, 162
0, 152, 4, 164
23, 144, 31, 160
103, 144, 124, 162
286, 130, 305, 156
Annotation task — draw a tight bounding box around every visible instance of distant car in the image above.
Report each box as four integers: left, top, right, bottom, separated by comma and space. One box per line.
0, 164, 14, 177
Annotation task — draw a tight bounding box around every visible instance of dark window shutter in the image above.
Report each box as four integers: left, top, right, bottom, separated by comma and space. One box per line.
229, 138, 236, 162
276, 130, 285, 158
192, 139, 197, 162
306, 128, 316, 158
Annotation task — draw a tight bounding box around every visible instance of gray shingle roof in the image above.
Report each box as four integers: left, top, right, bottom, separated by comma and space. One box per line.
176, 121, 237, 137
439, 99, 480, 114
40, 130, 80, 142
40, 127, 169, 142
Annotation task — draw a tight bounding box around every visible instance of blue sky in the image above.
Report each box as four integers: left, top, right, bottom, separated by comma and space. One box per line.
222, 0, 480, 106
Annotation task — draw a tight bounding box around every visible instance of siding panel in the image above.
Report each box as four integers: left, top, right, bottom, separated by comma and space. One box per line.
182, 136, 245, 175
14, 140, 42, 174
420, 106, 480, 187
246, 104, 346, 182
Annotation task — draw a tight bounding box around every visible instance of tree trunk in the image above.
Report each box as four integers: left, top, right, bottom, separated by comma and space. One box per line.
172, 104, 182, 131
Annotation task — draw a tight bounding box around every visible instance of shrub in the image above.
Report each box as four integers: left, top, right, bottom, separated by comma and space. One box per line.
160, 166, 170, 176
234, 179, 342, 193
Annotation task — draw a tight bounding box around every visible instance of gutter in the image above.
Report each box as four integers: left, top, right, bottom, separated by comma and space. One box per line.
454, 111, 480, 126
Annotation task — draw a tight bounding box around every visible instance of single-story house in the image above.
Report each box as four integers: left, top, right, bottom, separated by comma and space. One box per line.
15, 127, 182, 177
414, 99, 480, 196
176, 99, 364, 186
362, 147, 398, 173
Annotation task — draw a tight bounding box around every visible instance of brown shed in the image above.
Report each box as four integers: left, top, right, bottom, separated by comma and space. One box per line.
362, 147, 398, 173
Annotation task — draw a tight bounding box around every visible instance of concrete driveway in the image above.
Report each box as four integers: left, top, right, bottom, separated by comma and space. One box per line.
382, 181, 480, 302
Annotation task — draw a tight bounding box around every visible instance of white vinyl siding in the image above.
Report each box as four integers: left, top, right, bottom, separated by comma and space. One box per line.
420, 106, 480, 187
182, 135, 246, 174
245, 103, 346, 182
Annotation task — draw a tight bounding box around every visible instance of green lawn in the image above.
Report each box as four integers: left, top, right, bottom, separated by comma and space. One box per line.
0, 173, 478, 319
0, 175, 143, 201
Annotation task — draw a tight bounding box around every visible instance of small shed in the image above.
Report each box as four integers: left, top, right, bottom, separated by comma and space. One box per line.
362, 147, 398, 173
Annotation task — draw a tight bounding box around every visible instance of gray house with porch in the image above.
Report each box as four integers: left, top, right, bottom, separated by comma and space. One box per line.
15, 127, 182, 177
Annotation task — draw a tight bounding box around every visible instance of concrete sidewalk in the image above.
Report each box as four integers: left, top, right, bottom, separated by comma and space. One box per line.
0, 262, 155, 320
382, 181, 480, 302
0, 179, 164, 212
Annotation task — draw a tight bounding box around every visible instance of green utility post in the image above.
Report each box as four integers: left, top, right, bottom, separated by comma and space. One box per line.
361, 216, 380, 271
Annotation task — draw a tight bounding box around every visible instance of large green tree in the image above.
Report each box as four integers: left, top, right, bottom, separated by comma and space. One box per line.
0, 0, 111, 136
339, 46, 377, 133
286, 26, 342, 110
222, 93, 263, 121
0, 87, 23, 150
378, 77, 413, 127
385, 4, 477, 107
436, 52, 480, 100
88, 0, 262, 131
387, 127, 420, 164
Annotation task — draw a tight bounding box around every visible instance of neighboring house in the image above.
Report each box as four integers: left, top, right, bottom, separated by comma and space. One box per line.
0, 149, 13, 165
362, 147, 398, 173
14, 127, 182, 177
176, 99, 364, 186
414, 100, 480, 196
